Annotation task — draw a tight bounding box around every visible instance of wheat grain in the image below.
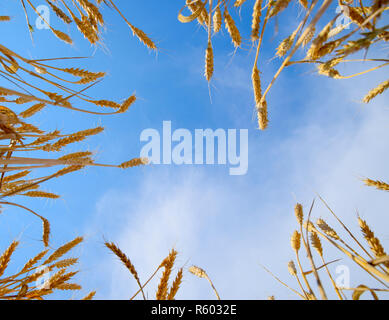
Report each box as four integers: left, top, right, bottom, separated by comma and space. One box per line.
257, 101, 268, 130
51, 258, 78, 269
358, 217, 389, 267
291, 230, 301, 251
156, 249, 177, 300
251, 0, 262, 41
363, 80, 389, 103
82, 291, 96, 300
270, 0, 292, 18
52, 29, 73, 45
287, 260, 297, 276
213, 6, 222, 33
46, 0, 72, 24
224, 9, 241, 47
167, 268, 183, 300
311, 231, 323, 256
294, 204, 304, 225
0, 241, 19, 277
119, 157, 149, 169
20, 249, 49, 273
316, 219, 340, 240
44, 237, 83, 265
205, 41, 214, 81
23, 191, 60, 199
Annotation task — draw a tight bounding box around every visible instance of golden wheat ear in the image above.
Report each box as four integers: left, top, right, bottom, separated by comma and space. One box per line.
105, 241, 146, 300
156, 249, 178, 300
189, 265, 221, 300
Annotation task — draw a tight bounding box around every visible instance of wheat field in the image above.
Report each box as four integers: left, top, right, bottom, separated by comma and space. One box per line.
0, 0, 388, 300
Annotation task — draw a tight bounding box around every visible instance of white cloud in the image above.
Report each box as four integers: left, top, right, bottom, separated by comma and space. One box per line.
85, 62, 389, 300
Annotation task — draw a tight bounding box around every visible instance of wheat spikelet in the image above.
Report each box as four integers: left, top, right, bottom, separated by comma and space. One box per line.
291, 230, 301, 251
304, 221, 315, 233
54, 165, 85, 179
224, 9, 241, 47
311, 231, 323, 256
24, 268, 48, 284
316, 219, 340, 240
276, 30, 297, 57
43, 218, 50, 247
252, 66, 269, 130
90, 99, 121, 109
189, 265, 207, 278
18, 122, 44, 134
213, 6, 222, 33
46, 0, 72, 24
358, 218, 389, 267
306, 21, 334, 60
59, 152, 93, 162
119, 95, 136, 113
287, 261, 297, 276
19, 103, 46, 118
186, 0, 206, 25
49, 270, 78, 289
62, 68, 105, 79
28, 130, 60, 146
343, 5, 373, 29
363, 80, 389, 103
167, 268, 183, 300
76, 15, 99, 44
317, 66, 341, 78
44, 237, 83, 265
104, 241, 145, 298
3, 170, 31, 183
302, 26, 316, 47
0, 241, 19, 277
2, 182, 40, 197
52, 270, 78, 287
129, 24, 157, 50
189, 265, 221, 299
270, 0, 292, 18
51, 258, 78, 269
257, 101, 268, 130
56, 283, 81, 291
119, 157, 149, 169
17, 284, 28, 298
0, 16, 11, 21
234, 0, 247, 6
294, 203, 304, 225
251, 0, 262, 41
44, 127, 104, 152
82, 291, 96, 300
156, 249, 178, 300
316, 38, 343, 59
78, 0, 104, 26
252, 66, 262, 105
105, 242, 138, 275
52, 29, 73, 45
20, 249, 49, 273
317, 57, 343, 79
22, 191, 60, 199
205, 41, 214, 81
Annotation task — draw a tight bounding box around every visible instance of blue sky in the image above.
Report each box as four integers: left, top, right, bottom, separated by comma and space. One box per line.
1, 1, 388, 300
